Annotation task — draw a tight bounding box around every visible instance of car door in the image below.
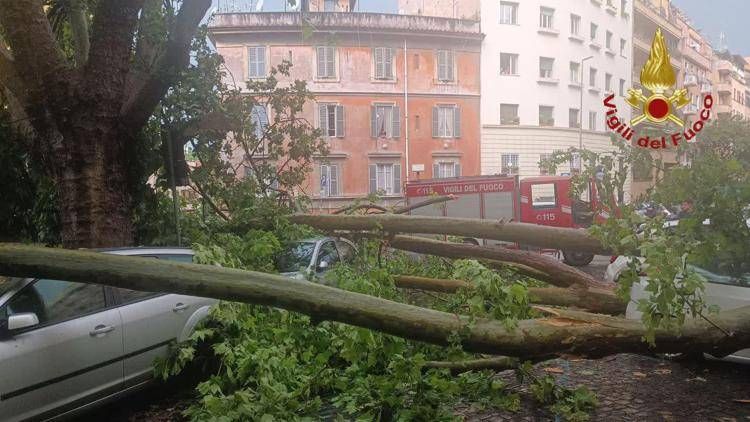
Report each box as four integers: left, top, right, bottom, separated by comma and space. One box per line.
115, 253, 210, 384
0, 279, 123, 422
314, 241, 341, 285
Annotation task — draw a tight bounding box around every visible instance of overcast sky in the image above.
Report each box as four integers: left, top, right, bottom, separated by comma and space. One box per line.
671, 0, 749, 56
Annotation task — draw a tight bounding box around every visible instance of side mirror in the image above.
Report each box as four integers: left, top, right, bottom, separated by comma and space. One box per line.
7, 313, 39, 331
317, 260, 329, 271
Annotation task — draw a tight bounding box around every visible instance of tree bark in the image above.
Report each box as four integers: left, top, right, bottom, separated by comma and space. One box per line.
392, 195, 456, 214
290, 214, 608, 254
393, 275, 626, 315
388, 235, 613, 289
0, 243, 748, 359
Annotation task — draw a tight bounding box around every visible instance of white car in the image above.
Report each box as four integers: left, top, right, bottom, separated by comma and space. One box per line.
0, 248, 217, 421
625, 265, 750, 364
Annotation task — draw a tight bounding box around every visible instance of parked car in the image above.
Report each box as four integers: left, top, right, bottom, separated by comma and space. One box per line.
276, 237, 357, 282
0, 248, 217, 422
626, 265, 750, 364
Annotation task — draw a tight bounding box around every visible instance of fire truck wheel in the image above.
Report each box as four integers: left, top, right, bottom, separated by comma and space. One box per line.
562, 251, 595, 266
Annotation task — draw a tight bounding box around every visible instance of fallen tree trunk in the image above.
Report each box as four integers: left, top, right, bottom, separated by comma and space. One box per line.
392, 195, 456, 214
332, 203, 388, 215
389, 235, 613, 289
423, 356, 519, 373
393, 275, 626, 315
290, 214, 608, 254
0, 244, 747, 359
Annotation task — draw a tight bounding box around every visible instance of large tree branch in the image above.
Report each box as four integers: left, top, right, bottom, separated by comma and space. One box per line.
0, 0, 70, 118
68, 0, 91, 66
290, 214, 609, 254
0, 48, 26, 104
0, 243, 748, 359
121, 0, 212, 132
84, 0, 145, 107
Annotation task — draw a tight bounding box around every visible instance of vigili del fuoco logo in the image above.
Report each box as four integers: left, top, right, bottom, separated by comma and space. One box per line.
603, 28, 713, 149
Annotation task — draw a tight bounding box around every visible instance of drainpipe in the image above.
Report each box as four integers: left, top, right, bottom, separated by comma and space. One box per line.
404, 39, 410, 182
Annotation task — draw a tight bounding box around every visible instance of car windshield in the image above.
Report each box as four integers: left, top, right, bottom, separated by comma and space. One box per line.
276, 242, 316, 273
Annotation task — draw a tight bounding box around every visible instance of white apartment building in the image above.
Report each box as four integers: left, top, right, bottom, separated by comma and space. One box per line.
480, 0, 633, 180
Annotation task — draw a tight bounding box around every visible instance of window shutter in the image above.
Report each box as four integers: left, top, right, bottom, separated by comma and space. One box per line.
369, 164, 377, 193
433, 163, 440, 178
326, 47, 335, 78
258, 47, 266, 77
374, 47, 383, 79
330, 164, 339, 196
454, 162, 461, 177
318, 104, 328, 133
393, 164, 401, 194
453, 106, 461, 138
316, 47, 325, 78
249, 47, 258, 77
437, 50, 445, 80
370, 106, 377, 138
447, 51, 454, 81
320, 164, 329, 196
335, 105, 344, 137
385, 48, 393, 79
392, 105, 400, 138
432, 106, 439, 137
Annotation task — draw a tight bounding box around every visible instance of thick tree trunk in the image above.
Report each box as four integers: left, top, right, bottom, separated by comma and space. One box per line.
388, 235, 613, 289
1, 244, 748, 359
393, 275, 626, 315
290, 214, 609, 254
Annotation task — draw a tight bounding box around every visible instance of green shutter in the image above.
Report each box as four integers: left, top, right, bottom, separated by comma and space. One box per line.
432, 106, 439, 137
336, 105, 344, 137
453, 106, 461, 138
371, 106, 377, 138
393, 164, 401, 194
392, 105, 400, 138
369, 164, 377, 193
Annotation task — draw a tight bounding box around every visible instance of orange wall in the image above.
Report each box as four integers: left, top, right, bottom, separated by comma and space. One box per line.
214, 35, 481, 209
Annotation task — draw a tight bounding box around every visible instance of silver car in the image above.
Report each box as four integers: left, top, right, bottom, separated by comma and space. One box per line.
276, 237, 357, 281
0, 248, 217, 421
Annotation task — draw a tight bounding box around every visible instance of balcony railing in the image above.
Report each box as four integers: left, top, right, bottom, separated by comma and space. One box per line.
684, 74, 697, 86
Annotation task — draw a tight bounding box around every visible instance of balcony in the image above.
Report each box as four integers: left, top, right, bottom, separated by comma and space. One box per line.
682, 43, 711, 70
683, 104, 699, 115
209, 11, 482, 39
605, 2, 618, 14
684, 74, 697, 87
717, 60, 733, 74
715, 104, 732, 115
716, 82, 732, 94
634, 0, 681, 38
700, 83, 712, 94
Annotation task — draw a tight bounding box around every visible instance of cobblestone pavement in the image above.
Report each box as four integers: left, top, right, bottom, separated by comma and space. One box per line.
460, 354, 750, 421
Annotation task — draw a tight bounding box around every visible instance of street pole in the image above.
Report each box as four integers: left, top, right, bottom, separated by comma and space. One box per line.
579, 56, 593, 151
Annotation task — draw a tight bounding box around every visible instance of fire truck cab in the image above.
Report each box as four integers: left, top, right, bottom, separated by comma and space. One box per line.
405, 175, 599, 266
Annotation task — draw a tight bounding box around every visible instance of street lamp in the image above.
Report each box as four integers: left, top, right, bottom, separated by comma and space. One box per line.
579, 56, 594, 150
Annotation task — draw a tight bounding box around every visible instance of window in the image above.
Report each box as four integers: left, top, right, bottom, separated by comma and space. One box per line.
605, 73, 612, 92
500, 53, 518, 75
569, 108, 580, 128
590, 23, 598, 41
589, 68, 598, 87
248, 46, 266, 78
4, 279, 106, 328
319, 104, 344, 137
570, 14, 580, 35
539, 153, 552, 175
539, 105, 554, 126
371, 104, 400, 138
244, 165, 279, 191
433, 161, 461, 178
436, 50, 455, 82
324, 0, 337, 11
369, 163, 401, 195
588, 111, 597, 131
531, 183, 557, 208
539, 57, 554, 79
500, 104, 519, 125
319, 163, 339, 197
620, 38, 627, 56
570, 61, 580, 83
251, 104, 269, 141
316, 46, 336, 79
501, 154, 519, 175
619, 78, 626, 96
539, 7, 554, 29
606, 31, 613, 49
499, 1, 518, 24
373, 47, 393, 80
432, 105, 461, 138
117, 288, 159, 304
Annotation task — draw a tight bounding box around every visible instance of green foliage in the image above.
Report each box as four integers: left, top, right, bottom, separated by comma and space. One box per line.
517, 363, 597, 422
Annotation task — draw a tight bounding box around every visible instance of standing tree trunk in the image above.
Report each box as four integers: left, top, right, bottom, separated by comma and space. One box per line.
0, 0, 211, 248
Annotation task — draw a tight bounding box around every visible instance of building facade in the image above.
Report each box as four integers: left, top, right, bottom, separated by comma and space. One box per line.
712, 52, 748, 120
479, 0, 633, 185
208, 5, 482, 212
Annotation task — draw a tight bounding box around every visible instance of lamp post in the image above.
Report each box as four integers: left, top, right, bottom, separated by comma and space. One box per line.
579, 56, 594, 150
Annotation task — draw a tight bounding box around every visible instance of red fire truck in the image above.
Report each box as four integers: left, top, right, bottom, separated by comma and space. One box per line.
404, 175, 600, 266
